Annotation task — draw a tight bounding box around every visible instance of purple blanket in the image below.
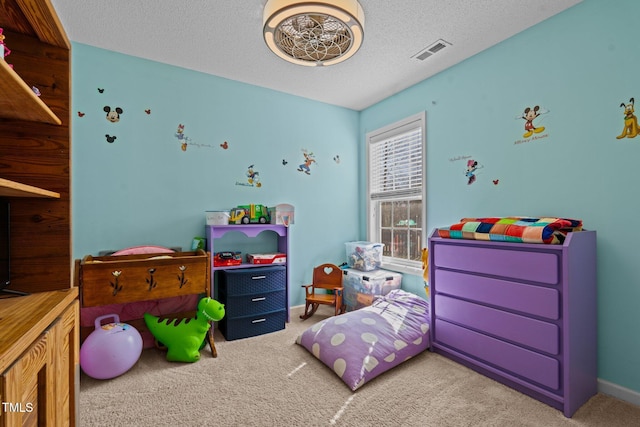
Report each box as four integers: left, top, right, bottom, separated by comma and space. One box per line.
296, 289, 430, 391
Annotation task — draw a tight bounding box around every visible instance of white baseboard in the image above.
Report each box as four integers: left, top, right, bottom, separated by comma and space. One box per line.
598, 379, 640, 407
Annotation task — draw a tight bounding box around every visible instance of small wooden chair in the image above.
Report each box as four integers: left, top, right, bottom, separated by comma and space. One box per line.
300, 263, 345, 320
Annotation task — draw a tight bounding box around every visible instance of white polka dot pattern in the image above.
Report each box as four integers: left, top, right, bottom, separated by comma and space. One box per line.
312, 342, 321, 358
363, 355, 379, 372
334, 358, 347, 377
394, 340, 407, 350
361, 332, 378, 345
331, 333, 346, 346
296, 289, 431, 391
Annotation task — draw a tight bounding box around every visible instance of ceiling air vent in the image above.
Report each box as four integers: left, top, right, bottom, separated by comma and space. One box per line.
412, 39, 451, 61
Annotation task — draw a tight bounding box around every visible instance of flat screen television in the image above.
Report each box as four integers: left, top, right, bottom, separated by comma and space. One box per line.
0, 199, 27, 296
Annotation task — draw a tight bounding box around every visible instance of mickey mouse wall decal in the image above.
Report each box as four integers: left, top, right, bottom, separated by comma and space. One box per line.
103, 106, 123, 123
520, 106, 546, 138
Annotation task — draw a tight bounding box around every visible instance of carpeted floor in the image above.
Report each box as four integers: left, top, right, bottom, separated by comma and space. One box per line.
79, 306, 640, 426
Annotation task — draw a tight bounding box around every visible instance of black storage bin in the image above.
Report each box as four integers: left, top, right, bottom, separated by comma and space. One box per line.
219, 266, 286, 295
218, 266, 286, 340
220, 289, 286, 318
219, 309, 286, 341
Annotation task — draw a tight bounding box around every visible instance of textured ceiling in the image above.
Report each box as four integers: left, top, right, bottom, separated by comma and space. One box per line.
50, 0, 582, 111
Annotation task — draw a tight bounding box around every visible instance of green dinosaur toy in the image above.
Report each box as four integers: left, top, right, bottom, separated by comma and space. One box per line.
144, 297, 225, 363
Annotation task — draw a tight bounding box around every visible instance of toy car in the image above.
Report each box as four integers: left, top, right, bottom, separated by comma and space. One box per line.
229, 204, 270, 224
213, 251, 242, 266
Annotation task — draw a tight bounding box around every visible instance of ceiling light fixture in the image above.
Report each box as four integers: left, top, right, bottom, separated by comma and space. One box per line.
263, 0, 365, 67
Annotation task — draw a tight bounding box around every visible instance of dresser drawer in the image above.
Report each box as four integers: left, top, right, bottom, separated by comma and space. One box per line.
221, 289, 286, 318
435, 295, 559, 354
435, 319, 560, 390
219, 266, 285, 296
433, 244, 559, 285
434, 269, 559, 320
219, 309, 286, 341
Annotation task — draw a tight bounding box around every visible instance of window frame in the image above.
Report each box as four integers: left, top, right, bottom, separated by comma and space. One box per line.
366, 111, 426, 276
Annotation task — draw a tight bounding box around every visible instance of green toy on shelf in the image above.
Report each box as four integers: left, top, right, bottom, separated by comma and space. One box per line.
144, 297, 225, 363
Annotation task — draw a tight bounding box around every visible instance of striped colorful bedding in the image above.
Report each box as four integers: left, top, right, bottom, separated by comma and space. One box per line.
437, 217, 583, 244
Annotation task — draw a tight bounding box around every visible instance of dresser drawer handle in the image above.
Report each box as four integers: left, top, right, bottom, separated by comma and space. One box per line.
251, 275, 267, 280
252, 318, 267, 324
252, 297, 266, 302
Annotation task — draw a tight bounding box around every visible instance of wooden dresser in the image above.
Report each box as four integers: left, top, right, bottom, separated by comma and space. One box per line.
428, 230, 597, 417
0, 288, 79, 427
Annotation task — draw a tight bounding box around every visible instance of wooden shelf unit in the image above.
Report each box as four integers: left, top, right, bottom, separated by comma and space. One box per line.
0, 0, 72, 292
0, 59, 61, 124
0, 178, 60, 198
206, 224, 290, 322
0, 0, 68, 124
0, 2, 74, 424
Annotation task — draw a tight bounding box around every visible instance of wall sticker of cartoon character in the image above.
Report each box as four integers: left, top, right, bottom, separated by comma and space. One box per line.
103, 106, 123, 123
102, 105, 123, 143
616, 98, 639, 139
235, 164, 263, 187
246, 164, 262, 187
465, 159, 483, 185
520, 105, 548, 138
174, 123, 191, 151
297, 150, 316, 175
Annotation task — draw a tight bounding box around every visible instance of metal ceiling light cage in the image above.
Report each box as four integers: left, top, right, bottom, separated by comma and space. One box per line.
263, 0, 365, 67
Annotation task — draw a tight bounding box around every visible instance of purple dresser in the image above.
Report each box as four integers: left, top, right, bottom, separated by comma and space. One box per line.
428, 229, 597, 417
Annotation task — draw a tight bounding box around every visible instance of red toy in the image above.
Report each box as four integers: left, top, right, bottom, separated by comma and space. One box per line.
247, 253, 286, 265
213, 251, 242, 267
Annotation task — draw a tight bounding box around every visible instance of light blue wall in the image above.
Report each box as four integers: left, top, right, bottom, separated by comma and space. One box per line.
360, 0, 640, 396
71, 43, 360, 308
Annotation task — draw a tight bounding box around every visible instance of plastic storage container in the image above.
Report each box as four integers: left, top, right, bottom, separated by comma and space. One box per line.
342, 268, 402, 311
345, 241, 384, 271
218, 266, 286, 340
268, 203, 295, 226
205, 210, 230, 225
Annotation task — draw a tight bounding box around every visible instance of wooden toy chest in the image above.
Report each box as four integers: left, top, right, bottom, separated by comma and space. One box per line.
77, 249, 210, 307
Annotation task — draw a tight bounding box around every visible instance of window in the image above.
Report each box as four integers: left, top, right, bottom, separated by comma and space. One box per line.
366, 112, 425, 274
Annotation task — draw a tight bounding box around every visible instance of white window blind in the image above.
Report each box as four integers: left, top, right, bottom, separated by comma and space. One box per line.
369, 126, 423, 200
366, 112, 425, 275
